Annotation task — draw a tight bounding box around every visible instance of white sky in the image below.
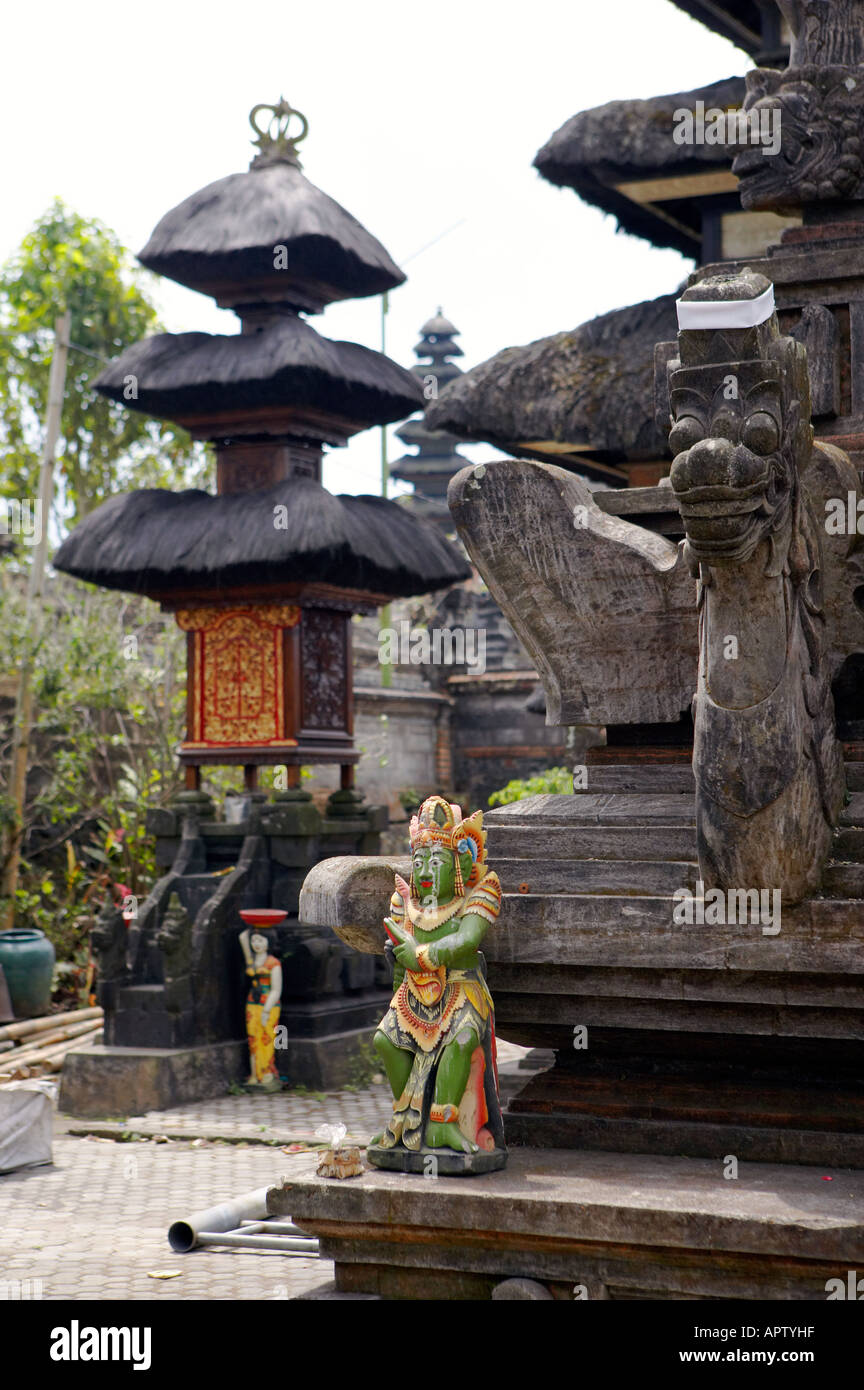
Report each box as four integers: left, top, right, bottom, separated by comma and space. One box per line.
1, 0, 748, 497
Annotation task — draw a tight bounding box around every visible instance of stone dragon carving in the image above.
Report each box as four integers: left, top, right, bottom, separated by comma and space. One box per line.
667, 268, 847, 902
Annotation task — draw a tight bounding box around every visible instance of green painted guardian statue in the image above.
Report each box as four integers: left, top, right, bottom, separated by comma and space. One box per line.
368, 795, 507, 1174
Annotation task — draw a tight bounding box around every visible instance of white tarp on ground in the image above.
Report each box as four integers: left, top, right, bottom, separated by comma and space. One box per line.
0, 1083, 53, 1172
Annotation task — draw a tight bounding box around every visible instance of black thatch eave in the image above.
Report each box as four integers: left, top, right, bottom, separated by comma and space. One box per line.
94, 319, 425, 432
424, 293, 679, 469
138, 163, 405, 306
52, 479, 471, 600
534, 76, 745, 252
668, 1, 766, 54
549, 172, 703, 257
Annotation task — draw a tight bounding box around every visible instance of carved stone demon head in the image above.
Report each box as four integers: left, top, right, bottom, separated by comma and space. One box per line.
732, 0, 864, 211
667, 270, 813, 569
732, 64, 864, 212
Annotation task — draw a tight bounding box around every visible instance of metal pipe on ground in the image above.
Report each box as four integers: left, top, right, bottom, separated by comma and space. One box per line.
168, 1187, 318, 1256
168, 1186, 271, 1252
239, 1221, 308, 1236
195, 1231, 318, 1253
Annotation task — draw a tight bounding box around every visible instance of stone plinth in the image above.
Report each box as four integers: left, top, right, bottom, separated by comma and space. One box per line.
59, 1041, 247, 1118
269, 1146, 864, 1301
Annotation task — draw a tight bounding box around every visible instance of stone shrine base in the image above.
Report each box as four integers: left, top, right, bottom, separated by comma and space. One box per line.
59, 1041, 247, 1117
268, 1147, 864, 1301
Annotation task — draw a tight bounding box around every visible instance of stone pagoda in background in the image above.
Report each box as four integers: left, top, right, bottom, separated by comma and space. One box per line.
390, 309, 470, 528
55, 100, 469, 1113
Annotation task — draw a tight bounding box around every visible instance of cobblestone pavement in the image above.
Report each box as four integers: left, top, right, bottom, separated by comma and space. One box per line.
107, 1084, 397, 1145
54, 1039, 530, 1145
0, 1042, 531, 1301
1, 1139, 326, 1301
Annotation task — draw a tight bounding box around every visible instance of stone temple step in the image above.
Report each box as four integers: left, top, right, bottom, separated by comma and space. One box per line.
490, 893, 864, 973
576, 765, 695, 796
823, 863, 864, 896
574, 756, 864, 797
839, 793, 864, 825
833, 828, 864, 860
486, 823, 697, 863
494, 857, 698, 896
504, 1069, 864, 1166
485, 792, 696, 828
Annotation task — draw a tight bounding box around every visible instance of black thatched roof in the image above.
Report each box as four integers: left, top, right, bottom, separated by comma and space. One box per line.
534, 76, 745, 254
419, 311, 460, 338
424, 293, 678, 477
95, 318, 424, 436
52, 479, 471, 600
669, 1, 768, 54
138, 162, 405, 311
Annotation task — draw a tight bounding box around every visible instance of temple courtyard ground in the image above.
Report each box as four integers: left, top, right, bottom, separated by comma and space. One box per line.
4, 1038, 862, 1302
0, 1043, 527, 1301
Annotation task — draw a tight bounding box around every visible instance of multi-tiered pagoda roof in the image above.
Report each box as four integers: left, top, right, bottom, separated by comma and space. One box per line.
56, 99, 469, 783
390, 310, 472, 521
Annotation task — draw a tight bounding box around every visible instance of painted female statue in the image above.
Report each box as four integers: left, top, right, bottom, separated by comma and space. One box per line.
368, 795, 506, 1174
239, 926, 283, 1091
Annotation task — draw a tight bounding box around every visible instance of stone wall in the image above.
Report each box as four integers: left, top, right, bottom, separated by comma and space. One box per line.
301, 684, 453, 823
447, 671, 573, 808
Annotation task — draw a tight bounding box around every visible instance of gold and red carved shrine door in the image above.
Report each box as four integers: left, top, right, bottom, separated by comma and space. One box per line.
177, 604, 300, 759
175, 603, 354, 765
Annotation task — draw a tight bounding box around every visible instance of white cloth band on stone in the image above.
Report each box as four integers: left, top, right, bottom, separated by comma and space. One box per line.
676, 284, 775, 330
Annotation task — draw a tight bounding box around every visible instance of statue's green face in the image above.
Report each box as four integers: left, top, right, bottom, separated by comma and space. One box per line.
412, 845, 456, 907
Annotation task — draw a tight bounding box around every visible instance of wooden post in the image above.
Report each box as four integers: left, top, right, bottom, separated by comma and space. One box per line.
340, 764, 355, 791
1, 314, 71, 930
243, 765, 258, 793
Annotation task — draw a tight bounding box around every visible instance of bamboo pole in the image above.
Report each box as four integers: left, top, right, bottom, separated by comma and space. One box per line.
0, 1023, 101, 1079
2, 1015, 104, 1059
0, 1005, 102, 1044
1, 1019, 102, 1066
1, 313, 71, 929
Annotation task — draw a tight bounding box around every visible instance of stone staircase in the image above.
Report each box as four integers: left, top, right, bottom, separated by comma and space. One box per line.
489, 749, 864, 905
481, 749, 864, 1166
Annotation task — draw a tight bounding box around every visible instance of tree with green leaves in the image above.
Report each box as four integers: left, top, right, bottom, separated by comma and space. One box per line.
0, 202, 212, 964
0, 570, 187, 980
0, 198, 210, 526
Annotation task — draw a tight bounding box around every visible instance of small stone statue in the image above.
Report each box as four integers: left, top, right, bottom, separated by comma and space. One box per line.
239, 923, 283, 1092
368, 795, 506, 1174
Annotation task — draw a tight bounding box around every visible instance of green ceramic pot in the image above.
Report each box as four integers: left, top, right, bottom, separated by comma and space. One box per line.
0, 928, 56, 1018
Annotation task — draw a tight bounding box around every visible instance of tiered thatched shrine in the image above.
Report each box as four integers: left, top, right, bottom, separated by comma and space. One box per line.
57, 101, 467, 793
56, 100, 469, 1113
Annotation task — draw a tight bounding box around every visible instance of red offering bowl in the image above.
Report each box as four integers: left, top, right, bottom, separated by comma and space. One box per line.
239, 909, 288, 928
